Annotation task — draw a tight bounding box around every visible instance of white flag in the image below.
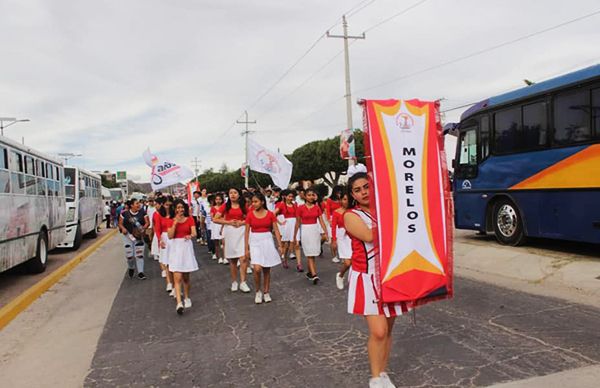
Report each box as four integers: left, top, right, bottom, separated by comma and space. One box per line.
247, 138, 293, 189
143, 149, 195, 191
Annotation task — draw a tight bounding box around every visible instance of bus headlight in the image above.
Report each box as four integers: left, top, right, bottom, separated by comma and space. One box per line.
67, 208, 76, 223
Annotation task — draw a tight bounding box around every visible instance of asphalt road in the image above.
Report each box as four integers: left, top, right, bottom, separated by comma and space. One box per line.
0, 227, 112, 309
85, 241, 600, 388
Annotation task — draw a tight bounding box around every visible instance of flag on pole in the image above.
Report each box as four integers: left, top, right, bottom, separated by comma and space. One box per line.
340, 129, 356, 159
187, 181, 200, 205
362, 99, 453, 308
247, 138, 293, 189
143, 148, 195, 191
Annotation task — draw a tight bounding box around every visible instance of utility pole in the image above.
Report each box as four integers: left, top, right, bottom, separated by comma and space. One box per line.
327, 15, 365, 167
190, 157, 201, 184
236, 110, 256, 188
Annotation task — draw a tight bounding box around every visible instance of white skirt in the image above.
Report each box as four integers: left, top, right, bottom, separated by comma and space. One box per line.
281, 217, 299, 242
249, 232, 281, 268
159, 232, 170, 265
210, 222, 224, 240
301, 223, 321, 257
336, 227, 352, 259
168, 238, 199, 272
150, 233, 160, 257
223, 224, 245, 259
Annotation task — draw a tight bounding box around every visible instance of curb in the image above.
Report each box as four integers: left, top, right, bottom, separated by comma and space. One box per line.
0, 229, 118, 331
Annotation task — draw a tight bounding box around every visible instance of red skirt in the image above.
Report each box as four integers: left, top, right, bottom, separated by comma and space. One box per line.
347, 269, 410, 317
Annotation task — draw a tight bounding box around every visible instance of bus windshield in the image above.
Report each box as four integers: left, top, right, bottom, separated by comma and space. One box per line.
64, 168, 76, 202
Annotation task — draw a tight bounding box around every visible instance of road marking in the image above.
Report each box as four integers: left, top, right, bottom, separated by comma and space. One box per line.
0, 229, 118, 331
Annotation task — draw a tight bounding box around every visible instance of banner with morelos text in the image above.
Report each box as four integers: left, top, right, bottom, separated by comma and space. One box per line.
362, 99, 453, 307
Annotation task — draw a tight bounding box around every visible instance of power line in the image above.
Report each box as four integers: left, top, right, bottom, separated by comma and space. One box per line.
356, 8, 600, 93
347, 0, 377, 18
363, 0, 428, 33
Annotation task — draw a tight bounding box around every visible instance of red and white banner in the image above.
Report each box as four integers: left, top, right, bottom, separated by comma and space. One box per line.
142, 148, 195, 192
362, 99, 453, 307
187, 181, 200, 205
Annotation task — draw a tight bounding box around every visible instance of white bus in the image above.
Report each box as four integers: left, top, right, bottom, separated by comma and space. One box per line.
58, 167, 103, 250
0, 136, 66, 273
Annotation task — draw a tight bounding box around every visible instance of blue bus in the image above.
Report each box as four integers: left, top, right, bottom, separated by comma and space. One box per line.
452, 64, 600, 245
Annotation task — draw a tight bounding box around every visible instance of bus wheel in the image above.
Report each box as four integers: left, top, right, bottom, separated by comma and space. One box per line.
492, 199, 525, 246
88, 217, 98, 238
26, 231, 48, 274
73, 224, 83, 250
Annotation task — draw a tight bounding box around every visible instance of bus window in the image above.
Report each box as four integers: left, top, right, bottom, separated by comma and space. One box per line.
24, 156, 34, 175
493, 106, 521, 154
37, 177, 46, 196
9, 151, 24, 194
25, 174, 36, 195
523, 101, 548, 149
553, 89, 591, 145
0, 147, 8, 193
480, 115, 490, 159
64, 168, 76, 201
593, 88, 600, 138
456, 124, 478, 179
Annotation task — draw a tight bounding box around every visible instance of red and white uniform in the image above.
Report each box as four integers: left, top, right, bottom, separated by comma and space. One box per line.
219, 205, 246, 259
347, 208, 409, 317
276, 202, 298, 242
168, 216, 198, 273
297, 204, 323, 256
150, 211, 162, 258
210, 206, 223, 240
331, 210, 352, 259
155, 213, 174, 266
246, 210, 281, 268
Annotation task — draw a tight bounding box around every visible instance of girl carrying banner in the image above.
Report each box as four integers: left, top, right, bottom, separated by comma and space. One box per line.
244, 192, 283, 304
213, 188, 251, 293
294, 187, 327, 285
344, 168, 409, 388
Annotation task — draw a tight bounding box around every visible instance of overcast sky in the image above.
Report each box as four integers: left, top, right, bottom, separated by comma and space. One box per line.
1, 0, 599, 181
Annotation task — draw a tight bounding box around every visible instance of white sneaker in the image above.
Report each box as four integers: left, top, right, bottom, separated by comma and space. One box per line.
246, 266, 253, 274
239, 281, 251, 293
196, 238, 201, 243
222, 258, 229, 265
231, 281, 239, 292
331, 256, 340, 263
369, 377, 385, 388
379, 372, 396, 388
336, 272, 344, 290
211, 254, 217, 260
263, 293, 272, 303
166, 283, 173, 292
176, 302, 184, 315
169, 289, 176, 298
237, 260, 240, 267
254, 291, 263, 304
184, 298, 192, 308
217, 258, 223, 264
161, 270, 166, 278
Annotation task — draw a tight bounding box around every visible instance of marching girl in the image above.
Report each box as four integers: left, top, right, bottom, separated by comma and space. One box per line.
149, 198, 162, 262
344, 168, 409, 388
275, 189, 302, 271
244, 192, 283, 304
210, 193, 225, 264
324, 186, 344, 263
332, 191, 352, 290
167, 199, 199, 315
213, 188, 251, 293
154, 196, 175, 294
293, 187, 327, 284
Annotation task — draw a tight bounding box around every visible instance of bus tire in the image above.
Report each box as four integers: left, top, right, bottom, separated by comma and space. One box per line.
73, 224, 83, 250
492, 198, 526, 246
88, 217, 98, 239
26, 231, 48, 274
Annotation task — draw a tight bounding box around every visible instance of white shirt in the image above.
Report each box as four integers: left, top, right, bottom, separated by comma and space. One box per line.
103, 205, 110, 216
191, 197, 201, 217
147, 206, 157, 228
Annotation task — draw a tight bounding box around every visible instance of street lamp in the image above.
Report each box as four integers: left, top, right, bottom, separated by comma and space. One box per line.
58, 152, 83, 165
0, 117, 30, 136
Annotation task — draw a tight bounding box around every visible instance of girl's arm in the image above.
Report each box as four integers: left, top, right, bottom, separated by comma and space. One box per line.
293, 215, 301, 243
244, 219, 251, 259
153, 214, 162, 238
344, 212, 373, 243
272, 219, 283, 254
167, 221, 177, 239
318, 214, 328, 239
189, 217, 197, 239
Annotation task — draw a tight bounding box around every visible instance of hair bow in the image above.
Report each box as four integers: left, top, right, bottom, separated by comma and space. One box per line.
347, 163, 367, 177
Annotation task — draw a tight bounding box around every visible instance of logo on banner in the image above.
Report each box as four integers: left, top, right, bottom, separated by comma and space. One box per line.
396, 113, 414, 131
256, 150, 281, 174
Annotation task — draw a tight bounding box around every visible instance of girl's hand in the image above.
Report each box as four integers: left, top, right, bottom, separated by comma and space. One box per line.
321, 233, 327, 242
160, 241, 166, 248
244, 251, 250, 261
278, 246, 283, 257
184, 235, 192, 240
331, 240, 337, 250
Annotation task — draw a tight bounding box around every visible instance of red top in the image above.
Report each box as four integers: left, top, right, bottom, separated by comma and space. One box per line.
152, 212, 162, 238
346, 208, 376, 273
210, 206, 219, 218
297, 204, 322, 225
325, 198, 341, 220
330, 210, 346, 241
246, 210, 277, 233
155, 214, 174, 237
171, 216, 196, 239
275, 202, 297, 218
216, 204, 246, 221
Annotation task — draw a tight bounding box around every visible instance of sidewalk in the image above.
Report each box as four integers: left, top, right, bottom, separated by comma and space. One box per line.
454, 231, 600, 308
